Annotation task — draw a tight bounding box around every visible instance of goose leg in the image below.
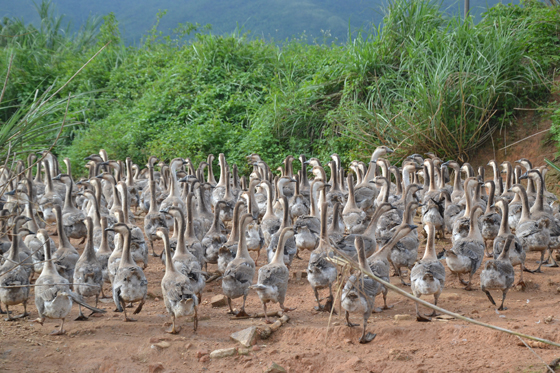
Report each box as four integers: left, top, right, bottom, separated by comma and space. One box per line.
226, 297, 236, 315
426, 292, 441, 317
280, 302, 296, 313
345, 311, 359, 327
498, 289, 508, 311
75, 305, 89, 321
193, 306, 198, 332
121, 299, 136, 322
398, 267, 411, 286
415, 295, 430, 322
382, 287, 393, 310
463, 273, 475, 291
323, 284, 335, 314
544, 248, 559, 267
150, 240, 158, 257
50, 318, 66, 335
483, 287, 496, 307
254, 248, 260, 267
515, 263, 526, 288
458, 273, 469, 286
484, 240, 493, 257
235, 294, 249, 317
166, 314, 181, 334
359, 313, 376, 344
4, 304, 13, 321
263, 303, 272, 324
0, 303, 6, 314
313, 288, 324, 311
133, 299, 145, 314
391, 262, 400, 277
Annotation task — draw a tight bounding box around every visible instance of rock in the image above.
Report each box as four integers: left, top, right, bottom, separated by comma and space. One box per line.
259, 326, 272, 340
270, 320, 283, 332
148, 363, 164, 373
238, 348, 250, 355
344, 338, 353, 344
199, 355, 210, 363
152, 341, 171, 349
394, 314, 412, 321
471, 310, 479, 314
211, 294, 228, 307
279, 314, 290, 324
556, 287, 560, 293
185, 343, 192, 350
264, 362, 286, 373
196, 349, 209, 358
149, 337, 166, 343
544, 316, 554, 324
209, 347, 237, 359
230, 326, 258, 347
252, 345, 261, 352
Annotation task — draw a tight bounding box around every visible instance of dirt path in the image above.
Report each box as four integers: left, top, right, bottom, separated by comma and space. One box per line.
1, 219, 560, 373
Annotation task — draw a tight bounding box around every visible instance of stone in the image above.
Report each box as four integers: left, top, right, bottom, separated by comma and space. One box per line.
238, 348, 250, 355
394, 314, 412, 321
211, 294, 228, 307
196, 349, 209, 358
264, 362, 286, 373
252, 345, 261, 352
148, 363, 164, 373
184, 343, 192, 350
149, 337, 166, 343
230, 326, 258, 348
209, 347, 237, 359
199, 355, 210, 363
544, 316, 554, 324
269, 320, 283, 332
279, 314, 290, 324
259, 327, 272, 340
152, 341, 171, 349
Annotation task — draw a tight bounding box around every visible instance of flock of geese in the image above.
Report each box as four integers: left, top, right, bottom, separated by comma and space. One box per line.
0, 147, 558, 343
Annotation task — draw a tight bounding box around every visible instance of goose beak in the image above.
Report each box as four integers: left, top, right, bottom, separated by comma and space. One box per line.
5, 190, 16, 196
52, 174, 62, 181
84, 156, 92, 161
105, 228, 115, 233
408, 224, 418, 230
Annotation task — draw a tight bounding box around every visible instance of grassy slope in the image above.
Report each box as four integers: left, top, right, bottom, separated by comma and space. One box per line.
0, 0, 514, 43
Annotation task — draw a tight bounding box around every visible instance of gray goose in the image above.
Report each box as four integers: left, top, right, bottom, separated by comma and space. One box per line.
389, 201, 421, 286
108, 222, 148, 322
53, 173, 87, 240
73, 217, 103, 320
480, 181, 500, 257
34, 229, 105, 335
118, 181, 148, 269
342, 174, 367, 234
307, 202, 337, 312
201, 201, 227, 267
410, 222, 445, 322
259, 180, 281, 247
158, 227, 199, 334
144, 178, 167, 257
218, 200, 245, 274
222, 213, 256, 317
266, 196, 296, 268
0, 217, 31, 320
481, 234, 515, 310
251, 227, 296, 324
341, 236, 378, 344
95, 217, 112, 298
52, 205, 79, 282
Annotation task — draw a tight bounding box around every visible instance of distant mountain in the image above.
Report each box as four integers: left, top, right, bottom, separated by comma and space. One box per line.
0, 0, 515, 44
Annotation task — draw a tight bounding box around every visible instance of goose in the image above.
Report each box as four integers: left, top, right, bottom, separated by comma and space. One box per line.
298, 154, 311, 199
218, 200, 246, 274
117, 181, 148, 269
445, 205, 485, 290
307, 202, 337, 312
266, 196, 296, 268
452, 177, 479, 243
80, 189, 114, 251
294, 180, 322, 254
201, 201, 227, 267
158, 227, 199, 334
53, 173, 87, 240
107, 210, 126, 284
206, 154, 218, 186
480, 181, 501, 257
161, 205, 206, 300
273, 176, 295, 220
220, 171, 236, 223
73, 217, 103, 320
183, 193, 206, 268
96, 217, 112, 298
259, 180, 281, 247
481, 234, 515, 310
500, 161, 515, 203
2, 216, 33, 278
439, 190, 463, 234
372, 176, 401, 241
512, 184, 550, 273
107, 223, 148, 322
290, 174, 309, 220
366, 224, 417, 310
342, 174, 367, 234
33, 229, 105, 335
341, 236, 378, 344
443, 160, 464, 204
537, 165, 558, 205
37, 160, 63, 224
160, 157, 187, 226
222, 213, 256, 317
332, 202, 396, 261
410, 222, 446, 322
124, 157, 140, 211
251, 227, 296, 324
0, 218, 31, 320
52, 205, 79, 282
23, 200, 55, 276
211, 153, 228, 207
144, 178, 167, 257
487, 160, 503, 196
389, 201, 421, 285
328, 202, 345, 243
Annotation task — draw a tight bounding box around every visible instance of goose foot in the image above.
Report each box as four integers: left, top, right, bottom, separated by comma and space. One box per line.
235, 310, 249, 318
280, 305, 296, 313
166, 325, 181, 334
459, 278, 469, 286
416, 315, 431, 322
523, 267, 541, 274
497, 306, 508, 311
346, 321, 359, 327
74, 315, 89, 321
464, 285, 476, 291
33, 318, 44, 326
373, 307, 383, 313
515, 280, 526, 289
7, 312, 28, 321
382, 304, 394, 310
50, 329, 66, 335
124, 317, 137, 322
313, 305, 325, 311
359, 333, 376, 344
426, 311, 440, 317
544, 261, 559, 268
126, 302, 134, 308
264, 319, 274, 325
323, 298, 336, 314
400, 280, 411, 286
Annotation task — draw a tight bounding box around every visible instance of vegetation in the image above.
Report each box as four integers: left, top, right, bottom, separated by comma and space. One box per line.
1, 0, 559, 176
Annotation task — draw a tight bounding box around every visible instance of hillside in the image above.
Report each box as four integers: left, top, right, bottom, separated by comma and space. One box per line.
0, 0, 515, 43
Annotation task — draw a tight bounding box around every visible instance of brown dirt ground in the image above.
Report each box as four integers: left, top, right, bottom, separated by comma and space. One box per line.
1, 219, 560, 373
